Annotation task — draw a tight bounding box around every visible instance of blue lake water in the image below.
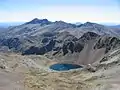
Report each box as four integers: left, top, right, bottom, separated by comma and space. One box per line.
50, 63, 83, 71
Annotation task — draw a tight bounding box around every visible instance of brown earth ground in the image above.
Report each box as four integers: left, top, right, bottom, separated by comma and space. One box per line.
0, 50, 120, 90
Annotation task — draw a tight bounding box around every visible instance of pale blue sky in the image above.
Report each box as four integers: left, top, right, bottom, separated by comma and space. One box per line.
0, 0, 120, 24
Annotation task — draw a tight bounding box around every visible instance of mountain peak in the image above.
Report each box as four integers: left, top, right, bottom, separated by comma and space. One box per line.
83, 22, 96, 26
54, 21, 76, 28
25, 18, 52, 25
54, 21, 68, 24
80, 32, 99, 41
32, 18, 40, 21
82, 32, 99, 37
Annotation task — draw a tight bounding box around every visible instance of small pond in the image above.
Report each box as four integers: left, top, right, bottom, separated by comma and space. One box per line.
50, 63, 83, 71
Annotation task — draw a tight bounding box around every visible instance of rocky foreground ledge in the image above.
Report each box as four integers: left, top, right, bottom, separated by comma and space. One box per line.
0, 49, 120, 90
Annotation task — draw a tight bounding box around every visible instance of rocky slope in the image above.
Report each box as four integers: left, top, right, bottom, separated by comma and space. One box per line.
0, 19, 120, 90
0, 19, 119, 51
0, 48, 120, 90
0, 19, 120, 65
21, 32, 120, 66
0, 18, 119, 38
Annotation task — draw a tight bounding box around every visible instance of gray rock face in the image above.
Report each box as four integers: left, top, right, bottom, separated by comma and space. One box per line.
22, 31, 120, 57
0, 19, 120, 57
23, 39, 56, 55
0, 38, 22, 51
62, 41, 84, 55
20, 32, 99, 55
94, 36, 120, 53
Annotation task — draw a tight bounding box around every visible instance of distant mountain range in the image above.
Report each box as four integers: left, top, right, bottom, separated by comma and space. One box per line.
0, 22, 24, 27
110, 25, 120, 28
0, 18, 120, 63
0, 18, 119, 38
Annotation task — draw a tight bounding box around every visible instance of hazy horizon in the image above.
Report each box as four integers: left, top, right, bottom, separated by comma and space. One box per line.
0, 0, 120, 24
0, 19, 120, 26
